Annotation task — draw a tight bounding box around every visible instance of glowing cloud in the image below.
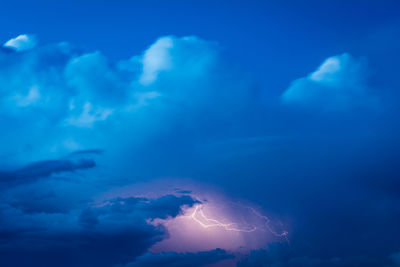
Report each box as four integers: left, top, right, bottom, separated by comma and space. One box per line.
141, 186, 288, 253
189, 204, 257, 232
96, 180, 288, 255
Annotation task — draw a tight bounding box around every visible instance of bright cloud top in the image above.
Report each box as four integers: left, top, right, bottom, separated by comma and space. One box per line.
4, 34, 37, 52
139, 36, 174, 85
282, 53, 377, 111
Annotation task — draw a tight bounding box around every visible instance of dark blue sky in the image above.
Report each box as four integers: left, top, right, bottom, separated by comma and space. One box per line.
0, 1, 400, 266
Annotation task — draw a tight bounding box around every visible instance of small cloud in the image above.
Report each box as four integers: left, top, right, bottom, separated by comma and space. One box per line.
129, 91, 161, 110
14, 86, 41, 107
4, 34, 37, 52
282, 53, 377, 111
65, 102, 113, 128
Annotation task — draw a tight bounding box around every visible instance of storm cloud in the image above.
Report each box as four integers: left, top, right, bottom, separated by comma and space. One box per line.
0, 7, 400, 265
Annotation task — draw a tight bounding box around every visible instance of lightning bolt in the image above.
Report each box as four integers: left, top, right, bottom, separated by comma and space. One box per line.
189, 204, 257, 232
186, 200, 289, 241
245, 206, 289, 241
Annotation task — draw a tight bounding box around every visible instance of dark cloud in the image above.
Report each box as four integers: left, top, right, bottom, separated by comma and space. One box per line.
122, 248, 234, 267
0, 150, 197, 266
0, 192, 197, 267
79, 194, 197, 228
0, 158, 96, 187
238, 243, 399, 267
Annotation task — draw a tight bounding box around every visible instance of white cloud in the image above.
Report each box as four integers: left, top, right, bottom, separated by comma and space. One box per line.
282, 53, 377, 111
138, 36, 219, 88
309, 57, 342, 83
139, 37, 174, 85
4, 34, 37, 52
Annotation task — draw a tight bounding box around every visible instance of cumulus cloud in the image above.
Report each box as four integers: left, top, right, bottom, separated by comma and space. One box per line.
0, 35, 256, 166
3, 34, 37, 52
282, 53, 377, 111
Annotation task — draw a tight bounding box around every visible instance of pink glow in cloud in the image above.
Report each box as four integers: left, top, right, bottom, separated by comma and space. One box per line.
149, 191, 288, 253
97, 178, 289, 254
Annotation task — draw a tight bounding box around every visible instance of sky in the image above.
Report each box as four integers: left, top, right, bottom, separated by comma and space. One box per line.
0, 0, 400, 266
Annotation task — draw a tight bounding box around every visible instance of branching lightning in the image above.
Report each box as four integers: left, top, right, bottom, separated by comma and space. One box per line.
246, 206, 289, 241
189, 204, 257, 232
186, 201, 289, 241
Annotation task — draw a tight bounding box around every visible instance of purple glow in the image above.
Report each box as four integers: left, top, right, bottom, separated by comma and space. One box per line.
150, 192, 288, 253
96, 179, 288, 253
